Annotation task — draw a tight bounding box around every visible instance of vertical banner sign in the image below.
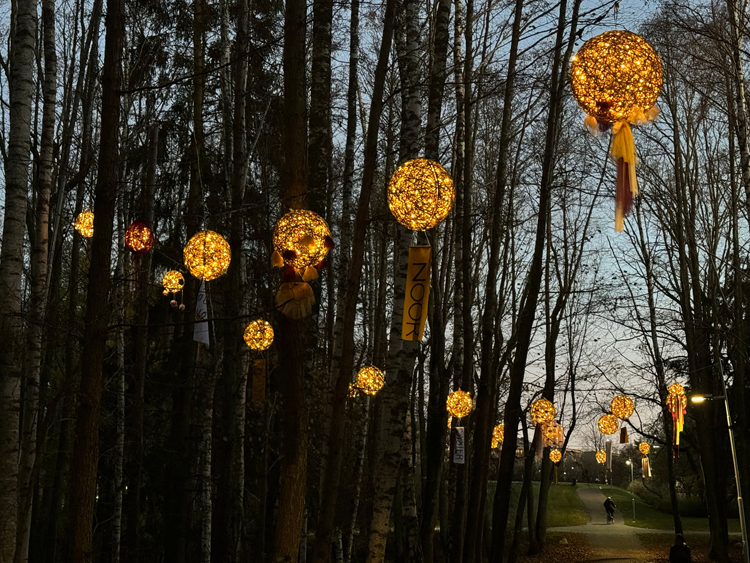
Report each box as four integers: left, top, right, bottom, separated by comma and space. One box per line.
452, 427, 465, 464
402, 246, 431, 341
641, 457, 651, 478
252, 359, 266, 402
605, 440, 613, 471
619, 427, 629, 444
194, 280, 210, 347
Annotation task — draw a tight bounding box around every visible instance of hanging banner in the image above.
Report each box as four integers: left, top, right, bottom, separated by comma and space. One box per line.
619, 426, 629, 444
605, 440, 613, 471
402, 246, 431, 341
451, 427, 465, 464
194, 280, 210, 347
252, 359, 266, 402
641, 457, 651, 478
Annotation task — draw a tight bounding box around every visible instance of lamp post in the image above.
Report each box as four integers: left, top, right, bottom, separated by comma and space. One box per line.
691, 364, 749, 563
625, 459, 636, 522
626, 459, 634, 484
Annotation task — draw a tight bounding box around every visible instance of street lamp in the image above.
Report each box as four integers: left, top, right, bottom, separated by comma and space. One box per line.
625, 459, 636, 521
691, 366, 749, 563
626, 459, 634, 483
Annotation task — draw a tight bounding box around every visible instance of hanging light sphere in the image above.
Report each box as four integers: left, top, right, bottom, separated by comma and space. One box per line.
243, 319, 274, 351
124, 220, 154, 254
668, 382, 685, 397
356, 366, 385, 396
446, 389, 473, 419
639, 442, 651, 456
273, 209, 332, 269
183, 230, 231, 281
570, 30, 663, 124
598, 413, 619, 435
387, 158, 455, 231
530, 398, 556, 425
549, 448, 562, 464
74, 211, 94, 238
610, 394, 635, 420
491, 424, 505, 448
595, 450, 607, 464
162, 270, 185, 294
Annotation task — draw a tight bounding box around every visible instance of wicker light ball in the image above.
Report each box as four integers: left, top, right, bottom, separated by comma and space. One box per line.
667, 382, 685, 397
243, 319, 274, 351
183, 230, 231, 281
598, 413, 619, 435
273, 209, 332, 269
639, 442, 651, 456
530, 398, 556, 425
544, 421, 563, 444
387, 158, 455, 231
570, 30, 663, 124
356, 366, 385, 396
125, 220, 154, 254
610, 394, 635, 420
595, 450, 607, 464
491, 424, 505, 448
162, 270, 185, 294
74, 211, 94, 238
446, 389, 473, 419
549, 448, 562, 463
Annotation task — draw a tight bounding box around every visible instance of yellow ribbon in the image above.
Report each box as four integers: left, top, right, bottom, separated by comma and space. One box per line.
611, 121, 638, 197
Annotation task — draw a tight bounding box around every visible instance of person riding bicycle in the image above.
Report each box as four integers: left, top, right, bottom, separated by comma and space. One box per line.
603, 497, 616, 522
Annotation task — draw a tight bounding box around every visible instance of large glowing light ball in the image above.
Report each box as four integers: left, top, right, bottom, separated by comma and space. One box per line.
162, 270, 185, 294
183, 231, 231, 281
639, 442, 651, 456
598, 413, 619, 435
273, 209, 332, 269
446, 389, 473, 419
243, 320, 274, 351
530, 398, 556, 425
570, 30, 663, 124
596, 450, 607, 464
75, 211, 94, 238
491, 424, 505, 448
549, 449, 562, 463
610, 394, 635, 420
387, 158, 455, 231
125, 221, 154, 254
356, 366, 385, 396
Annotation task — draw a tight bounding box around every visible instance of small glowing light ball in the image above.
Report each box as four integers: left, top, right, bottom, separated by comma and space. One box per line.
491, 424, 504, 448
125, 221, 155, 254
183, 231, 231, 281
162, 270, 185, 294
243, 320, 274, 351
446, 389, 473, 419
356, 366, 385, 396
570, 30, 663, 123
530, 398, 556, 425
668, 382, 685, 397
273, 209, 331, 269
74, 211, 94, 238
639, 442, 651, 456
596, 450, 607, 464
549, 449, 562, 463
598, 413, 619, 435
610, 394, 635, 420
387, 158, 455, 231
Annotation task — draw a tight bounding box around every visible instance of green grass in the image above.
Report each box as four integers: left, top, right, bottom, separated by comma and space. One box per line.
576, 483, 741, 532
486, 481, 588, 529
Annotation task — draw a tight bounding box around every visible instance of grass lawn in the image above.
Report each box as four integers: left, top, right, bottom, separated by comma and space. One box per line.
576, 483, 741, 532
486, 481, 588, 529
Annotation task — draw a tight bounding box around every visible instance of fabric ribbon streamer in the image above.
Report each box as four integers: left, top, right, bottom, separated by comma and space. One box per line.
641, 456, 651, 478
610, 121, 638, 231
619, 426, 629, 444
276, 281, 315, 319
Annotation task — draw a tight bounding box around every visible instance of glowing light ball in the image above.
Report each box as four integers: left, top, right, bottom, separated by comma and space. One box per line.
162, 270, 185, 294
598, 413, 619, 435
610, 394, 635, 420
243, 320, 274, 351
273, 209, 332, 269
530, 398, 556, 425
549, 449, 562, 463
183, 231, 231, 281
596, 450, 607, 464
356, 366, 385, 396
446, 389, 473, 419
74, 211, 94, 238
125, 221, 154, 254
668, 382, 685, 397
387, 158, 455, 231
570, 30, 663, 124
491, 424, 505, 448
639, 442, 651, 456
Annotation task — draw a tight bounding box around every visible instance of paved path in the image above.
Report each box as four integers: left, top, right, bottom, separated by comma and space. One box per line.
549, 486, 657, 561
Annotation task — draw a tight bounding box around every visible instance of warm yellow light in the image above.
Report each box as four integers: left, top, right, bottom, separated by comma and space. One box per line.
243, 319, 274, 351
549, 449, 562, 463
356, 366, 385, 396
530, 398, 556, 425
125, 221, 154, 254
387, 158, 455, 231
446, 389, 473, 419
667, 382, 685, 397
595, 450, 607, 464
162, 270, 185, 294
598, 413, 619, 435
183, 231, 231, 281
639, 442, 651, 455
570, 30, 662, 123
273, 209, 332, 269
610, 394, 635, 420
74, 211, 94, 238
491, 424, 505, 448
348, 382, 360, 398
